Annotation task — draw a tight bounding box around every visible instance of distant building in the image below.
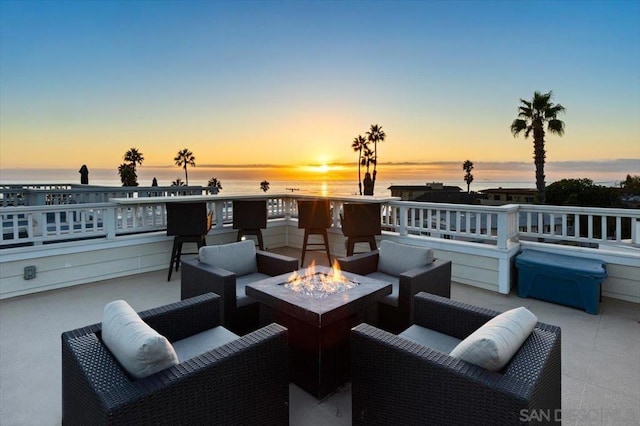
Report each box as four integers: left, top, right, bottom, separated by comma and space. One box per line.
479, 188, 537, 205
388, 182, 476, 203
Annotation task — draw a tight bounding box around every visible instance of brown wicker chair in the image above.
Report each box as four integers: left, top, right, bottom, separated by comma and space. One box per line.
181, 241, 298, 335
351, 292, 562, 425
337, 240, 451, 333
62, 293, 289, 425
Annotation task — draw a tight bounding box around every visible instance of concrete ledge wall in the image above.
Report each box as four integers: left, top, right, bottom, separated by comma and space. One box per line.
2, 222, 638, 303
0, 223, 290, 300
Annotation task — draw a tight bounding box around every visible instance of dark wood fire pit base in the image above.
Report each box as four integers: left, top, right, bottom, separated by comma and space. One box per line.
246, 266, 391, 399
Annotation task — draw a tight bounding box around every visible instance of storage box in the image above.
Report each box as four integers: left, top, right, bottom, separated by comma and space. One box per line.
515, 249, 607, 314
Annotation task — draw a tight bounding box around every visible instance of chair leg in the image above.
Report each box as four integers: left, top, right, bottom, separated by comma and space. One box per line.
368, 236, 377, 251
347, 238, 355, 256
301, 230, 310, 267
256, 230, 264, 251
168, 237, 179, 281
174, 240, 184, 272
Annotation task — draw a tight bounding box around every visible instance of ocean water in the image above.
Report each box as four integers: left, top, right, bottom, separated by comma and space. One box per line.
0, 164, 629, 196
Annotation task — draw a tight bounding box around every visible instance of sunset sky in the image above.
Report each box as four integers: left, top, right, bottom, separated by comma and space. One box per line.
1, 0, 638, 183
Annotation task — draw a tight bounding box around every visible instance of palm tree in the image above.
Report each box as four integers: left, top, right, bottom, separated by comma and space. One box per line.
366, 124, 386, 195
117, 163, 137, 187
171, 178, 185, 187
260, 180, 270, 192
207, 177, 222, 194
361, 146, 375, 195
351, 135, 368, 195
463, 160, 474, 193
174, 148, 196, 186
510, 91, 565, 204
124, 148, 144, 171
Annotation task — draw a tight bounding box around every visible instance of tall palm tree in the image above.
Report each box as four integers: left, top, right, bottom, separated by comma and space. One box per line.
511, 91, 565, 204
174, 148, 196, 186
366, 124, 386, 194
351, 135, 368, 195
124, 148, 144, 171
463, 160, 474, 193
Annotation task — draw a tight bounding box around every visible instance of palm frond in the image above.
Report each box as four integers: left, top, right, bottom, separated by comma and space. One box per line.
547, 119, 565, 135
510, 119, 528, 136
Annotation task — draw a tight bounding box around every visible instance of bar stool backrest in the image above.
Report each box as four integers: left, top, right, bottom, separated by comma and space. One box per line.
342, 203, 381, 237
166, 202, 208, 236
232, 200, 267, 230
297, 199, 331, 229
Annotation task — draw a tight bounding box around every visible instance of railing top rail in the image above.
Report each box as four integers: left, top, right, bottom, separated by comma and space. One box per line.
386, 200, 521, 213
517, 204, 640, 217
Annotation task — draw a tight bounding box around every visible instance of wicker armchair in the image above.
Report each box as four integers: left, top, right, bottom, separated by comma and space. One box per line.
181, 242, 298, 334
337, 241, 451, 333
62, 293, 289, 426
351, 293, 562, 425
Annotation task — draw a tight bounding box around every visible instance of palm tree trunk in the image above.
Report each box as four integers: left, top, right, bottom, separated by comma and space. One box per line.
358, 149, 362, 195
533, 127, 546, 204
184, 165, 189, 186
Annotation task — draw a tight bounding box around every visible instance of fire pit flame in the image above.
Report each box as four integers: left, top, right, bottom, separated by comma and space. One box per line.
285, 260, 359, 298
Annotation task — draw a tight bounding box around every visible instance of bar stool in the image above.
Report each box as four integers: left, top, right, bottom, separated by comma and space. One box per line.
297, 199, 332, 266
341, 203, 381, 256
166, 202, 211, 281
232, 200, 267, 250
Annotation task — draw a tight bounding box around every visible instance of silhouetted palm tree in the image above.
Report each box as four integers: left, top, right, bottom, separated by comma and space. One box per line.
463, 160, 474, 193
174, 148, 196, 186
124, 148, 144, 170
260, 180, 270, 192
511, 91, 565, 204
351, 135, 368, 195
207, 177, 222, 194
366, 124, 386, 195
118, 163, 137, 187
171, 178, 186, 186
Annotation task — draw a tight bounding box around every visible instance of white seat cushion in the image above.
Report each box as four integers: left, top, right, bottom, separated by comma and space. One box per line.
199, 240, 258, 276
377, 240, 434, 276
400, 325, 462, 354
102, 300, 179, 379
236, 272, 271, 307
449, 306, 538, 371
365, 271, 399, 306
172, 326, 239, 362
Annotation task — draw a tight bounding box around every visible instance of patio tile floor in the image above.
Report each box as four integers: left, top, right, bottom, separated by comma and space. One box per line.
0, 247, 638, 425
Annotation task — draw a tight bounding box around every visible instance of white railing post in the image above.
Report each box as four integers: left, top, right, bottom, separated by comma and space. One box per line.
398, 205, 408, 236
104, 206, 116, 239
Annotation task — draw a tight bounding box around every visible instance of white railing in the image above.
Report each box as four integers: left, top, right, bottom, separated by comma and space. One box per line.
1, 196, 295, 247
382, 202, 521, 249
517, 204, 638, 246
2, 195, 638, 249
0, 185, 210, 207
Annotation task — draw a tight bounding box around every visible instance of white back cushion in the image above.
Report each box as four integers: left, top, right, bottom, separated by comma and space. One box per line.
377, 240, 434, 276
102, 300, 178, 379
449, 306, 538, 371
199, 240, 258, 276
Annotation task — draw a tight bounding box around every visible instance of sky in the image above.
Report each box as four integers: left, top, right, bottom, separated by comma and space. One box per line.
0, 0, 639, 183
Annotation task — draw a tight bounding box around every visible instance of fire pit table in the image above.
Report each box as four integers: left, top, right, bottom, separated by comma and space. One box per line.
245, 263, 392, 399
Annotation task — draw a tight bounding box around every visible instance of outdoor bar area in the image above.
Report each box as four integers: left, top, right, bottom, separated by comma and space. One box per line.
1, 188, 639, 424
